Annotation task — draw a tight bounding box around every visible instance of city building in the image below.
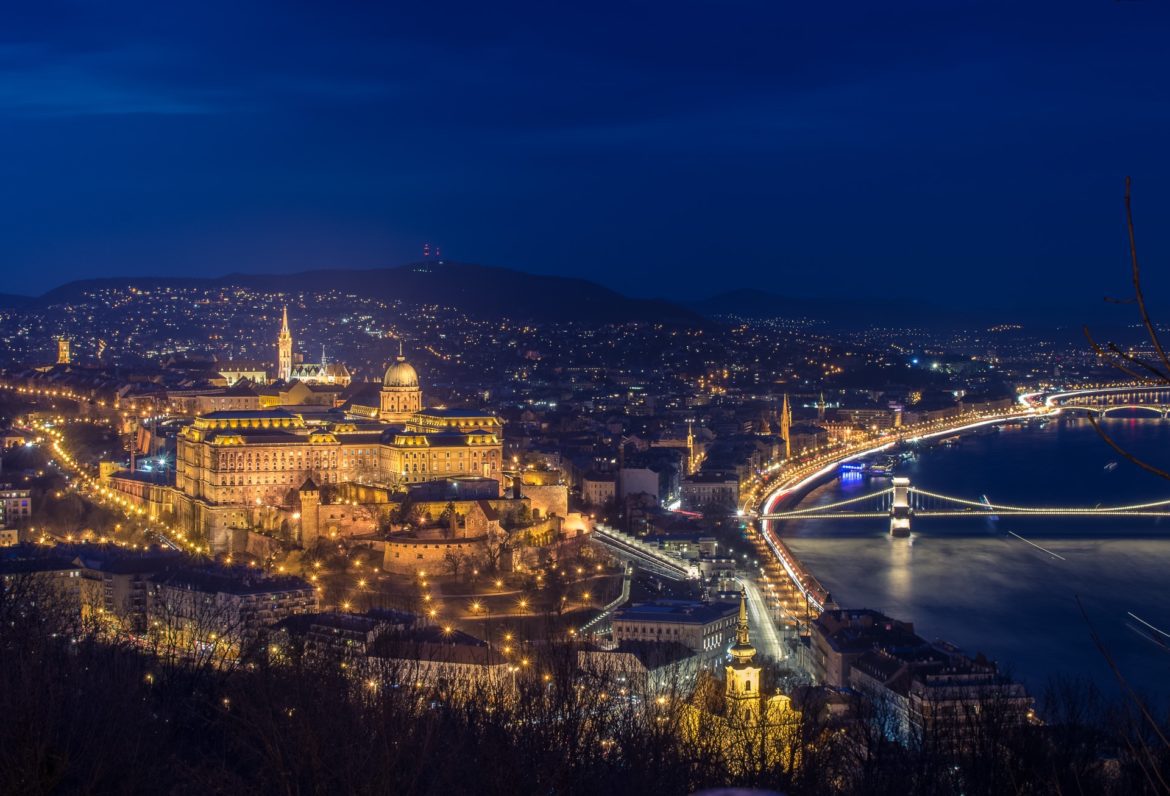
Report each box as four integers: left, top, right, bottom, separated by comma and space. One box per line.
849, 642, 1032, 746
216, 361, 271, 386
0, 484, 32, 527
364, 625, 508, 689
290, 358, 351, 386
149, 566, 317, 650
271, 609, 414, 659
0, 548, 84, 614
194, 382, 262, 414
75, 547, 183, 631
581, 472, 616, 508
681, 473, 740, 509
577, 641, 700, 694
809, 608, 930, 687
612, 599, 740, 657
618, 466, 661, 502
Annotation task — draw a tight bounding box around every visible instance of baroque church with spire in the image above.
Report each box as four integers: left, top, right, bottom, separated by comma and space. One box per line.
685, 592, 802, 775
172, 307, 503, 552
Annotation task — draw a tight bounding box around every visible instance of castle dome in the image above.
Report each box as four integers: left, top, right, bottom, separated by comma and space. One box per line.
383, 344, 419, 388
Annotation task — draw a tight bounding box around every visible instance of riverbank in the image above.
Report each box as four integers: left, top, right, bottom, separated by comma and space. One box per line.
753, 408, 1050, 613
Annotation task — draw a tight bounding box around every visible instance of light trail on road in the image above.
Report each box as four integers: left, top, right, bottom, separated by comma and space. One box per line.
738, 577, 784, 661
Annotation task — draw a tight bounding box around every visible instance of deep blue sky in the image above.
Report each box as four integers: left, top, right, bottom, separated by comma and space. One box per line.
2, 1, 1169, 308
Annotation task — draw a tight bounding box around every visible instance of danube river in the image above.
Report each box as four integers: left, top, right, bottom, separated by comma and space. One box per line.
782, 416, 1170, 703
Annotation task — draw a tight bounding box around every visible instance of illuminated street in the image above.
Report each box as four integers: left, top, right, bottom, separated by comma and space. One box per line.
739, 576, 784, 663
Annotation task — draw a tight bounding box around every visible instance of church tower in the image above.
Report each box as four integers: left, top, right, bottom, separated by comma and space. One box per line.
780, 393, 792, 460
686, 419, 696, 475
726, 592, 762, 721
379, 342, 423, 423
57, 337, 71, 365
277, 306, 293, 382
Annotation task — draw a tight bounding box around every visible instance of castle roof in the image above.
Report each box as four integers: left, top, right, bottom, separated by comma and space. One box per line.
384, 345, 419, 388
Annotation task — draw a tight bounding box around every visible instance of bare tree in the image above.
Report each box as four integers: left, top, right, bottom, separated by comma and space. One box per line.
1083, 177, 1170, 480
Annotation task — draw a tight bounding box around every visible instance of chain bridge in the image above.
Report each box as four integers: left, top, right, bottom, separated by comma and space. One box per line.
759, 477, 1170, 537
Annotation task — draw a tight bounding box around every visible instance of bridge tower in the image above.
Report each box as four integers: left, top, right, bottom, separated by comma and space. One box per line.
890, 477, 911, 537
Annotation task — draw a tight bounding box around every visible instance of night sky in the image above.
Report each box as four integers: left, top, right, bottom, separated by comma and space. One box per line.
3, 1, 1169, 308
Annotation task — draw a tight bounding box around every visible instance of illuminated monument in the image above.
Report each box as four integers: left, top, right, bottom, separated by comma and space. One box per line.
685, 592, 801, 774
172, 344, 502, 552
379, 342, 423, 423
277, 305, 293, 382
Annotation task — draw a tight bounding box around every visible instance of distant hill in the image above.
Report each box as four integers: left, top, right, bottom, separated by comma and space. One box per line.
34, 262, 701, 325
0, 293, 32, 309
691, 288, 991, 328
19, 266, 1123, 330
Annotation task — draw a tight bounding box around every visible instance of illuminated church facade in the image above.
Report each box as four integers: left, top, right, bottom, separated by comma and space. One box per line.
684, 593, 802, 776
217, 307, 351, 387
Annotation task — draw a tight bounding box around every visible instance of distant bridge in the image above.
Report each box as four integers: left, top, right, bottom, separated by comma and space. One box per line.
1036, 385, 1170, 417
760, 477, 1170, 536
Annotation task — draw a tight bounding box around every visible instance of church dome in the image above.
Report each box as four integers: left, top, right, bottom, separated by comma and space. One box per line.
383, 354, 418, 388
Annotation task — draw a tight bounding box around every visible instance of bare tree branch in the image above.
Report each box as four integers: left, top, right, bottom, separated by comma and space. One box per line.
1075, 596, 1170, 793
1085, 415, 1170, 482
1124, 177, 1170, 379
1083, 325, 1170, 382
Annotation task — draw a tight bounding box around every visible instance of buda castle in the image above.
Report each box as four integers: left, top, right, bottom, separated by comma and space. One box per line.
170, 311, 503, 552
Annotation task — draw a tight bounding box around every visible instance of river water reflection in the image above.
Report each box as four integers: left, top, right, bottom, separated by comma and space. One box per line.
783, 416, 1170, 703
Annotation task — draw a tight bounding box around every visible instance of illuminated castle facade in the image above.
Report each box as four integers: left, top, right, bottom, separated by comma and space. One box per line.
174, 345, 501, 552
379, 342, 423, 422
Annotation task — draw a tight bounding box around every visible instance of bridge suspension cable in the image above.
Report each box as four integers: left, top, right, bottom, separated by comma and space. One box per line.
908, 486, 1170, 514
763, 487, 894, 518
912, 509, 1170, 518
